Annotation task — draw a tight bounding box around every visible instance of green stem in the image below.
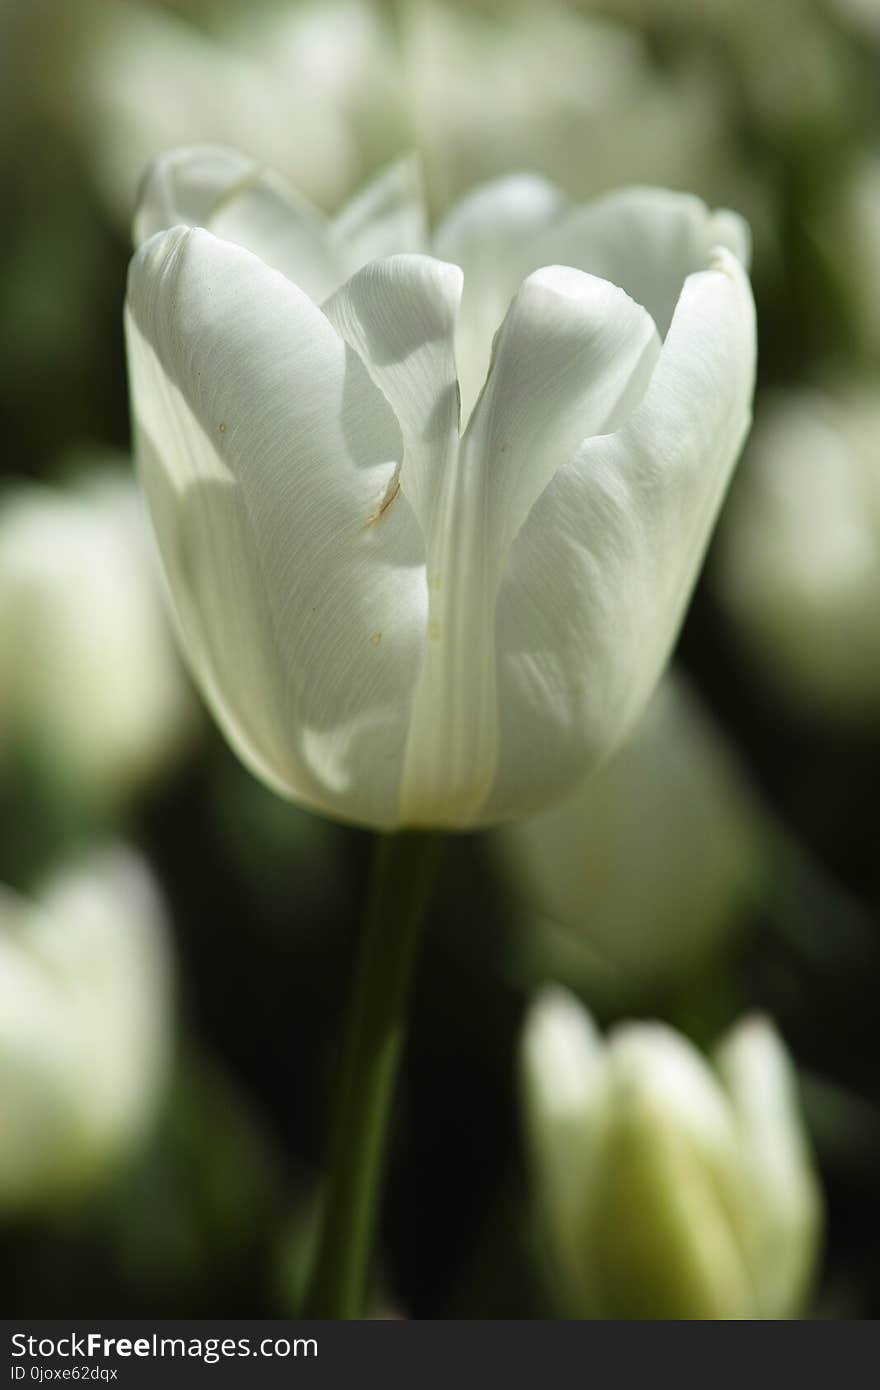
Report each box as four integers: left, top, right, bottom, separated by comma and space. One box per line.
304, 829, 443, 1319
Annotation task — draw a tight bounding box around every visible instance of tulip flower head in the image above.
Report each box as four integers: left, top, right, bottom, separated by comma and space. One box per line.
521, 988, 822, 1319
126, 148, 756, 829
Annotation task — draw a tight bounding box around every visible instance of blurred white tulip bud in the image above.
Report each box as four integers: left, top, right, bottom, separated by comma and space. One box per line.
716, 388, 880, 720
496, 675, 760, 1000
0, 844, 173, 1211
521, 988, 822, 1319
0, 464, 195, 809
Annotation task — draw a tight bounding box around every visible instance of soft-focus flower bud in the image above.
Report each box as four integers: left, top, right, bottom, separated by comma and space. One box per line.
0, 465, 195, 808
520, 988, 822, 1318
716, 388, 880, 719
496, 674, 759, 1000
125, 148, 755, 830
0, 844, 173, 1211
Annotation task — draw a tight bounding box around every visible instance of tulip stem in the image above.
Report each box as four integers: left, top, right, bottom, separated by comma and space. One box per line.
304, 829, 443, 1319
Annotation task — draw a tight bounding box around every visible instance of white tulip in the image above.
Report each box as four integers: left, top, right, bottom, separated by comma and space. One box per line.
716, 388, 880, 718
0, 466, 195, 807
0, 845, 173, 1210
125, 147, 755, 830
496, 674, 760, 998
521, 988, 822, 1319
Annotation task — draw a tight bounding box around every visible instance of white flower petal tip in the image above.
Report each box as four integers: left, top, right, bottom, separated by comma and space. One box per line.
126, 153, 756, 830
711, 209, 753, 270
133, 144, 260, 245
521, 985, 603, 1116
132, 148, 430, 303
331, 155, 429, 265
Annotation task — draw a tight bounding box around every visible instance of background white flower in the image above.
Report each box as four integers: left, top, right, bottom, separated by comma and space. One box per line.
0, 463, 196, 809
0, 844, 174, 1211
521, 987, 823, 1319
716, 387, 880, 719
497, 674, 760, 1001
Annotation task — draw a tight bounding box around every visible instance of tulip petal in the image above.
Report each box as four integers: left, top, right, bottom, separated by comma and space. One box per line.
715, 1017, 823, 1319
399, 265, 660, 826
588, 1079, 753, 1318
134, 148, 427, 304
486, 248, 756, 822
433, 174, 571, 421
609, 1024, 739, 1156
528, 186, 751, 337
464, 266, 661, 550
132, 145, 344, 300
589, 1022, 755, 1318
323, 253, 463, 530
331, 155, 429, 271
520, 987, 606, 1314
126, 226, 428, 828
133, 145, 252, 246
